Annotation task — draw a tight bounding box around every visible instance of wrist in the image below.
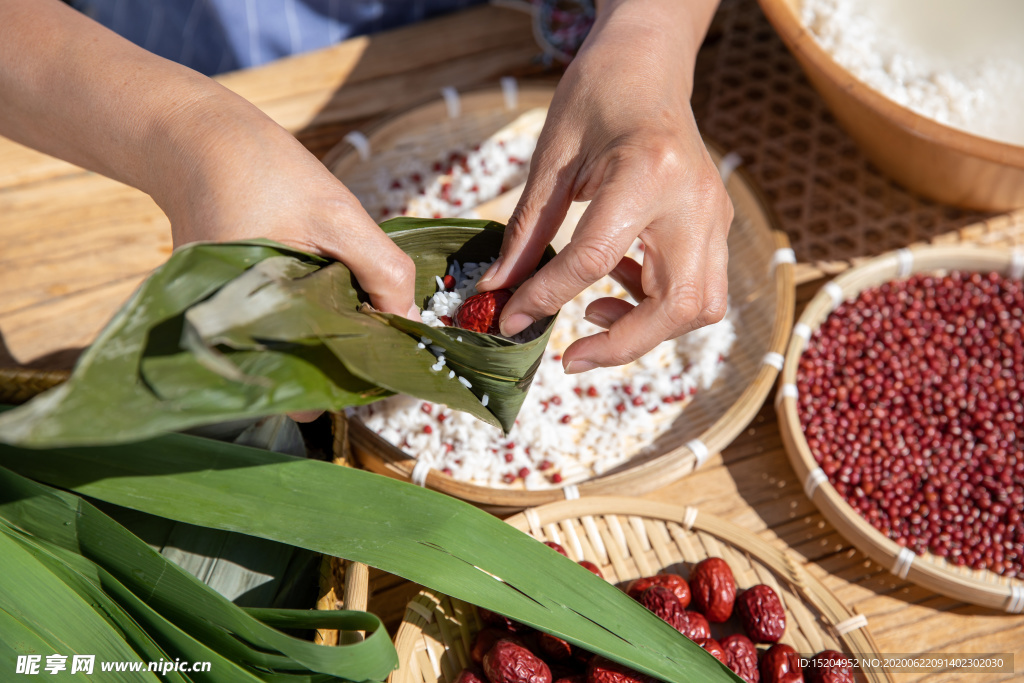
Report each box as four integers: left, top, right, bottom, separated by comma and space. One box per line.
141, 80, 285, 228
586, 0, 716, 93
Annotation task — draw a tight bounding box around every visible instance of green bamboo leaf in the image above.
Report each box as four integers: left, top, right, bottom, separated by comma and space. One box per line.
0, 220, 555, 447
0, 463, 398, 682
0, 531, 163, 682
0, 432, 740, 683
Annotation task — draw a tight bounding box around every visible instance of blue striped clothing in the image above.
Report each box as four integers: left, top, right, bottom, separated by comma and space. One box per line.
70, 0, 485, 75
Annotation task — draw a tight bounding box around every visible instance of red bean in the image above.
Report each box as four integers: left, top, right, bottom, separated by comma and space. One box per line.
797, 271, 1023, 578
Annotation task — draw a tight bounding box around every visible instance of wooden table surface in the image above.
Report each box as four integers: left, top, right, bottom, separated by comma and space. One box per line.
0, 3, 1020, 681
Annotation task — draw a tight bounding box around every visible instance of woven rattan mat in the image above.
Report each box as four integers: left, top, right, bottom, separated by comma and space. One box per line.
691, 0, 1024, 283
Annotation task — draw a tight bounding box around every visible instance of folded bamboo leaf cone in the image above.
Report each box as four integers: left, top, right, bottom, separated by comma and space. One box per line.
0, 218, 556, 447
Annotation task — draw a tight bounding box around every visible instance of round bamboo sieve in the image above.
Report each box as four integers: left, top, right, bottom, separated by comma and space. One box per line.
325, 82, 556, 212
0, 367, 69, 405
387, 497, 891, 683
777, 244, 1024, 612
330, 85, 795, 511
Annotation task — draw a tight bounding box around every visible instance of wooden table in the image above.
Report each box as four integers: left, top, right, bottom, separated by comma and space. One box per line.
1, 2, 1020, 681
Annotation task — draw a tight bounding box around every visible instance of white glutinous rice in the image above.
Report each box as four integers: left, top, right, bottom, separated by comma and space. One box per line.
354, 241, 738, 489
362, 129, 538, 220
801, 0, 1024, 145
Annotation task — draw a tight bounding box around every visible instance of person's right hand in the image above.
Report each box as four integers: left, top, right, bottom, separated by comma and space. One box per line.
476, 0, 732, 374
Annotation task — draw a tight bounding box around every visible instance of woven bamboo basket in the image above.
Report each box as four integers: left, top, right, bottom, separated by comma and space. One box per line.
329, 86, 795, 511
387, 497, 891, 683
325, 81, 554, 217
0, 367, 68, 405
314, 413, 373, 645
777, 244, 1024, 612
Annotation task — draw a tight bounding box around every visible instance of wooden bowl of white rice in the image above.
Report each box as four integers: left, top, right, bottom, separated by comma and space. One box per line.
328, 86, 795, 513
758, 0, 1024, 211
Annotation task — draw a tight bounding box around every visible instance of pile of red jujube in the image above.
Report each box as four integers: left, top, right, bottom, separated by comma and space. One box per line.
797, 271, 1024, 577
455, 544, 854, 683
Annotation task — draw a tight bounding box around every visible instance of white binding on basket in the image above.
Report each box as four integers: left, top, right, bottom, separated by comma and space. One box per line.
771, 247, 796, 271
823, 282, 845, 311
892, 547, 915, 580
686, 438, 711, 468
343, 131, 371, 161
834, 613, 868, 635
793, 322, 812, 351
562, 484, 580, 500
1007, 584, 1024, 614
524, 508, 543, 536
411, 460, 431, 487
1011, 249, 1024, 280
717, 151, 743, 185
803, 467, 829, 500
441, 86, 461, 118
500, 76, 518, 110
406, 600, 435, 623
775, 382, 798, 409
895, 248, 914, 278
762, 351, 785, 370
682, 506, 699, 530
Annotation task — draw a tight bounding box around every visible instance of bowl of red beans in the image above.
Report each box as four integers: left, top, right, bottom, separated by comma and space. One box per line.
777, 245, 1024, 613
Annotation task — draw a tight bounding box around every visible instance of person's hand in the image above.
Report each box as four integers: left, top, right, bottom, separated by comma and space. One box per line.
154, 91, 419, 320
150, 91, 420, 425
476, 0, 731, 373
0, 0, 417, 320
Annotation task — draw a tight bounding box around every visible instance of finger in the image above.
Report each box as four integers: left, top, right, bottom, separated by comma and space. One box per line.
287, 410, 324, 422
315, 214, 420, 319
583, 297, 634, 329
701, 215, 730, 327
564, 290, 703, 373
609, 256, 645, 302
476, 127, 578, 292
562, 217, 712, 371
498, 162, 655, 337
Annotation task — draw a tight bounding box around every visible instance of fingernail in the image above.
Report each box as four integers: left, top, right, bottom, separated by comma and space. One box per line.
476, 256, 503, 291
500, 312, 533, 337
406, 304, 423, 322
584, 311, 613, 327
564, 360, 598, 374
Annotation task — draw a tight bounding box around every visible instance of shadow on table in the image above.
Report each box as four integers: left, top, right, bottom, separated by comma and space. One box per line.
0, 329, 83, 372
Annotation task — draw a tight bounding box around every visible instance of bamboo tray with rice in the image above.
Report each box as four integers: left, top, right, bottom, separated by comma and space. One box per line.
326, 84, 795, 512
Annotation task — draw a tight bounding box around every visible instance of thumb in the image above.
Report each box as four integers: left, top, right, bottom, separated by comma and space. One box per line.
475, 145, 577, 292
317, 215, 420, 319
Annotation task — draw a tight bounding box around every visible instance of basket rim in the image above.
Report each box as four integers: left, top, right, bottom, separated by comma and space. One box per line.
340, 106, 797, 508
755, 0, 1024, 163
777, 244, 1024, 613
389, 496, 893, 683
323, 81, 559, 173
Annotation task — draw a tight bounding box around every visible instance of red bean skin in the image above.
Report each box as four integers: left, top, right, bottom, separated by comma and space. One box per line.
797, 271, 1024, 578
